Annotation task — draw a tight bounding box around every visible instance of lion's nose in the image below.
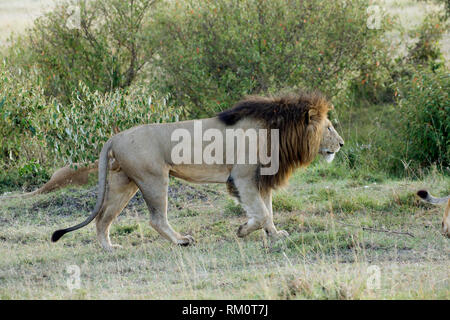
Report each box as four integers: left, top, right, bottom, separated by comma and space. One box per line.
339, 142, 344, 147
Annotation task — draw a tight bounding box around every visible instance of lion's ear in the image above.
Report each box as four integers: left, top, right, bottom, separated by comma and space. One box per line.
307, 108, 318, 124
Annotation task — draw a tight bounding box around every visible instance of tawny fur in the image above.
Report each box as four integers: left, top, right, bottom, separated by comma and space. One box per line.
51, 91, 344, 251
445, 199, 450, 238
417, 189, 450, 238
1, 161, 98, 199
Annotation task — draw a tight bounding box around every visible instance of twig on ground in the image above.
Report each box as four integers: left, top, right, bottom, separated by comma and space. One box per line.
335, 220, 415, 238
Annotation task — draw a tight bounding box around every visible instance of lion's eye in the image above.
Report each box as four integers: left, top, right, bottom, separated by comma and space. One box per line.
328, 127, 332, 131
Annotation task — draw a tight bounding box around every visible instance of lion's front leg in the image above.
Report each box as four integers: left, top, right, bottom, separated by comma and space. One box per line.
261, 190, 289, 239
231, 175, 271, 237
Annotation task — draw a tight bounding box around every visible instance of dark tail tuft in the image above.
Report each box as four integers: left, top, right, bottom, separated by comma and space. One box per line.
417, 189, 429, 199
51, 229, 67, 242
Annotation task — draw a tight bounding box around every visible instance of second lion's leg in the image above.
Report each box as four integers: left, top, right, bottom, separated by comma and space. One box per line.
261, 190, 289, 238
95, 170, 138, 251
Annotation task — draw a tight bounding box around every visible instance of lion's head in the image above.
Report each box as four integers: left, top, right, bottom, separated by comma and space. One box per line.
318, 118, 344, 163
218, 90, 344, 192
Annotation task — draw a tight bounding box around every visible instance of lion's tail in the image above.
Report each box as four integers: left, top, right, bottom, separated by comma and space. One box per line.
51, 140, 112, 242
417, 190, 450, 205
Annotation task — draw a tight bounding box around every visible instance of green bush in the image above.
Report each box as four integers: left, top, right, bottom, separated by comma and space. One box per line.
0, 161, 50, 193
345, 57, 398, 106
10, 0, 156, 99
0, 62, 49, 169
2, 0, 447, 183
0, 61, 182, 169
331, 91, 403, 176
335, 67, 449, 176
152, 0, 388, 117
345, 7, 447, 106
396, 68, 449, 170
406, 13, 447, 70
44, 84, 183, 164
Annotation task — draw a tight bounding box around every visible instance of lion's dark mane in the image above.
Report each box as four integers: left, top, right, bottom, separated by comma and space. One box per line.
218, 91, 332, 192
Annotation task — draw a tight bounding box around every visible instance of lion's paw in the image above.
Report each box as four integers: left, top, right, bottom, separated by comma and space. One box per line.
101, 243, 122, 252
237, 223, 249, 238
275, 230, 289, 238
177, 235, 195, 246
265, 229, 289, 239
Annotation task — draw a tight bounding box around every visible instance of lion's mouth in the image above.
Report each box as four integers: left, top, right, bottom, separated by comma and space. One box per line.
319, 149, 336, 163
324, 152, 335, 163
319, 149, 336, 155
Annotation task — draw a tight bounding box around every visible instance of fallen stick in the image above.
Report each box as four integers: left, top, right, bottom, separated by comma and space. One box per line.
335, 220, 415, 238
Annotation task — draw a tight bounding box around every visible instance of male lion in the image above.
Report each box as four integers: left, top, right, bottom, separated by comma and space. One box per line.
52, 92, 344, 251
417, 190, 450, 238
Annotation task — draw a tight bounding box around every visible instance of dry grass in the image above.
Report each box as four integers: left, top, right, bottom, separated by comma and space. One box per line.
0, 163, 449, 299
0, 0, 448, 300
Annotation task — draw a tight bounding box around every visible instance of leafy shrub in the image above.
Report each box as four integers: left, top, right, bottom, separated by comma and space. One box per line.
0, 161, 50, 193
406, 13, 447, 70
0, 62, 49, 168
345, 56, 398, 105
152, 0, 388, 116
0, 62, 182, 170
334, 66, 449, 177
396, 68, 449, 170
14, 0, 156, 99
17, 160, 49, 180
346, 6, 447, 106
44, 84, 183, 164
331, 92, 403, 176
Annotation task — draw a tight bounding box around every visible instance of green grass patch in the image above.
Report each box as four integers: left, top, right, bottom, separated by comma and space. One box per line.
272, 192, 303, 212
223, 199, 245, 217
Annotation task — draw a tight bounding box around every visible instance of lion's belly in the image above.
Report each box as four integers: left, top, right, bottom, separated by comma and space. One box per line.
169, 164, 232, 183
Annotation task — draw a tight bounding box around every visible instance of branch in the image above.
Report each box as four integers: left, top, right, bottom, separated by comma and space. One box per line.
335, 220, 415, 238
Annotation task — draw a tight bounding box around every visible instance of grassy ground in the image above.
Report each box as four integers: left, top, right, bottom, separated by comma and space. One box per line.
0, 157, 449, 299
0, 0, 448, 301
0, 101, 449, 300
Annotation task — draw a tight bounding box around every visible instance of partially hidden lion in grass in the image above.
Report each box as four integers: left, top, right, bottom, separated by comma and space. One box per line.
52, 91, 344, 251
417, 190, 450, 238
1, 161, 98, 199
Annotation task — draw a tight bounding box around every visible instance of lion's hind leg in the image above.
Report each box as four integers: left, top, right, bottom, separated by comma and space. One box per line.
137, 172, 195, 246
95, 170, 138, 251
